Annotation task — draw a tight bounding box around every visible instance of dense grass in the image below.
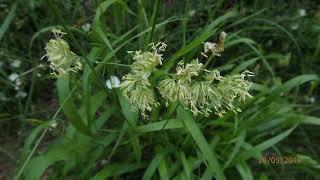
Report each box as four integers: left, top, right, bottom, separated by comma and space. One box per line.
0, 0, 319, 179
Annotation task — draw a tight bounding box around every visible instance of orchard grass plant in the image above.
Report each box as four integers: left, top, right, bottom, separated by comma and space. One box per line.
0, 0, 320, 179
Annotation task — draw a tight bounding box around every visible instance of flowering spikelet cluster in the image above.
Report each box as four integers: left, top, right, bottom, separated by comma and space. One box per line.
43, 29, 82, 76
158, 61, 253, 117
121, 32, 254, 118
120, 42, 167, 116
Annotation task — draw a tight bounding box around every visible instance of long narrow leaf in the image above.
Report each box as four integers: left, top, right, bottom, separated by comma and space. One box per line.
57, 77, 92, 136
177, 107, 226, 180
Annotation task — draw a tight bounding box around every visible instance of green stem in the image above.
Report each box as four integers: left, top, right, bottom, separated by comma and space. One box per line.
15, 128, 48, 180
146, 0, 160, 49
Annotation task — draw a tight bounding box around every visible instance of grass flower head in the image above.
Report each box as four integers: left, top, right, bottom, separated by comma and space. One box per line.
120, 42, 167, 116
43, 29, 82, 76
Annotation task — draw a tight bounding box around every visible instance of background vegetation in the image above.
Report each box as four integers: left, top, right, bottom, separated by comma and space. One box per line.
0, 0, 319, 179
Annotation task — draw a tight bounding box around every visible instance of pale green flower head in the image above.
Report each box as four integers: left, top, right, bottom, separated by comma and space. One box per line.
121, 35, 253, 118
120, 42, 167, 116
43, 29, 82, 76
131, 51, 161, 74
158, 78, 179, 102
176, 59, 203, 82
158, 58, 254, 117
120, 72, 158, 117
130, 42, 166, 73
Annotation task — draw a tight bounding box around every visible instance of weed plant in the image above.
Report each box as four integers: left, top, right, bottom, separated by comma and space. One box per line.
0, 0, 319, 179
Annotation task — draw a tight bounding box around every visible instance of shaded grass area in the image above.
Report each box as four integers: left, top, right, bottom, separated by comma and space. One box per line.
0, 0, 319, 179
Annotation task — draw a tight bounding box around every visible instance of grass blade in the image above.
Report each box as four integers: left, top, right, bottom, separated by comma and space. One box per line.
137, 119, 183, 132
0, 1, 17, 41
91, 163, 143, 180
143, 152, 166, 180
57, 77, 92, 136
233, 126, 296, 164
177, 107, 226, 180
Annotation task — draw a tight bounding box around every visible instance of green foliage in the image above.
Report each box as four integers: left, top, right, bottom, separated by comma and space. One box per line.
0, 0, 319, 179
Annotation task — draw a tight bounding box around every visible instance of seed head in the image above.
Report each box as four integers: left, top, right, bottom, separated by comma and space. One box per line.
120, 42, 167, 116
43, 29, 82, 76
158, 59, 253, 117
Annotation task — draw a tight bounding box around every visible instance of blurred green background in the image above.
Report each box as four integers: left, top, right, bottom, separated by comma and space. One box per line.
0, 0, 319, 179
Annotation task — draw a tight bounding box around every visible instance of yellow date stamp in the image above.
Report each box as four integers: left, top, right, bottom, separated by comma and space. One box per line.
258, 155, 302, 164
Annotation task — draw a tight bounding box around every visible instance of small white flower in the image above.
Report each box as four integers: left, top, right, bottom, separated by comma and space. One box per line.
298, 9, 306, 17
106, 75, 120, 89
37, 73, 42, 77
81, 23, 91, 32
8, 73, 19, 81
10, 60, 21, 68
15, 91, 27, 98
189, 10, 196, 17
290, 23, 299, 30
